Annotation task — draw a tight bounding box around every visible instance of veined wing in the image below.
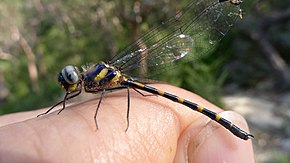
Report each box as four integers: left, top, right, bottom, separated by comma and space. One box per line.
109, 0, 242, 77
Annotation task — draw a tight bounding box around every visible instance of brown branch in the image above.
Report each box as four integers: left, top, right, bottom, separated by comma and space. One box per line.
32, 0, 44, 16
263, 7, 290, 29
13, 28, 39, 92
118, 0, 137, 24
252, 29, 290, 88
95, 3, 118, 57
0, 51, 13, 60
117, 1, 150, 75
241, 6, 290, 90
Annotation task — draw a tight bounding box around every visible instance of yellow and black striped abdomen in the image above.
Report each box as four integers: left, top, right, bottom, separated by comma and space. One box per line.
124, 79, 253, 140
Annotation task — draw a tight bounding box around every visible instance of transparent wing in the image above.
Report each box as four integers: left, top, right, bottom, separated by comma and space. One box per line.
109, 0, 242, 78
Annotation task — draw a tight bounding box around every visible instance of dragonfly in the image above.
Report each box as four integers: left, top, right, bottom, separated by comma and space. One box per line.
38, 0, 253, 140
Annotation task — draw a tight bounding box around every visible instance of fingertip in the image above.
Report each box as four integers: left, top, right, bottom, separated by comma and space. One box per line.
175, 111, 254, 163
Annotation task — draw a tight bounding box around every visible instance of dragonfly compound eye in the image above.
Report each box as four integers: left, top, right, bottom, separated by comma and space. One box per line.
58, 65, 80, 91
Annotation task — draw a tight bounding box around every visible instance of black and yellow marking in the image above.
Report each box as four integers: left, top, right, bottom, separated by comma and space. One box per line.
94, 68, 108, 81
67, 84, 78, 92
124, 79, 253, 140
177, 97, 184, 103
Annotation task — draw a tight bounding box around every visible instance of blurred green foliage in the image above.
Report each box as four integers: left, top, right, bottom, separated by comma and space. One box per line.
0, 0, 289, 114
274, 152, 290, 163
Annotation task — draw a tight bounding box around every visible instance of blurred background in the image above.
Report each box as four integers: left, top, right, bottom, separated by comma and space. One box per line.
0, 0, 289, 162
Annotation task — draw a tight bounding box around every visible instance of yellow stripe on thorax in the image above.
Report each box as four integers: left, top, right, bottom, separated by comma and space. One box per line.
111, 72, 122, 85
94, 68, 108, 81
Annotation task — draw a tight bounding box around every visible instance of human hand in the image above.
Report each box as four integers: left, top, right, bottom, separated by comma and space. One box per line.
0, 84, 254, 162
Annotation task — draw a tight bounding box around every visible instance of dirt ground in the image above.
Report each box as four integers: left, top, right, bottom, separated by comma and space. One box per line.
223, 88, 290, 163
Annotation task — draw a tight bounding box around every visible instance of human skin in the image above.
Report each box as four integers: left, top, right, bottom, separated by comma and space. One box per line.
0, 84, 254, 163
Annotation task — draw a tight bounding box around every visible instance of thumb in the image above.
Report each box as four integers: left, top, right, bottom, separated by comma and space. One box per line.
174, 111, 254, 163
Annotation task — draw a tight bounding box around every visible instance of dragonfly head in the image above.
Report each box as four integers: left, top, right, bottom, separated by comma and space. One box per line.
58, 65, 82, 92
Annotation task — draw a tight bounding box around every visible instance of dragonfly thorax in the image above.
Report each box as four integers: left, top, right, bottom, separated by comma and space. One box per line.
83, 63, 123, 92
